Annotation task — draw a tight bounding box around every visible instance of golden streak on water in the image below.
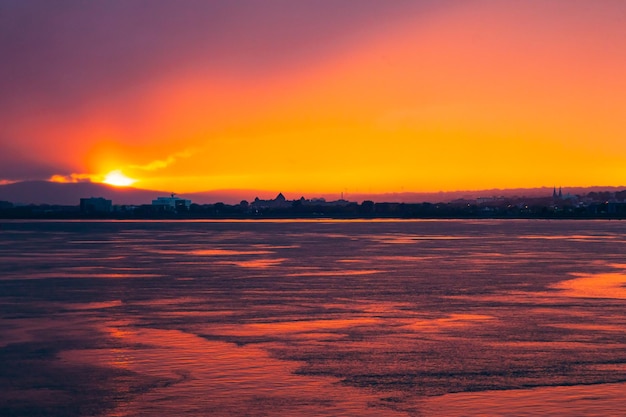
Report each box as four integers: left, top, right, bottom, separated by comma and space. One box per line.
553, 273, 626, 299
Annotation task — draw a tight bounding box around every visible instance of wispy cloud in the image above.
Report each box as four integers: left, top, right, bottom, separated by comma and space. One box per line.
49, 173, 98, 183
45, 149, 195, 187
130, 149, 194, 171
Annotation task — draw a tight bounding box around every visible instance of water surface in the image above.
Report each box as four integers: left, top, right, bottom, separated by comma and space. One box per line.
1, 220, 625, 416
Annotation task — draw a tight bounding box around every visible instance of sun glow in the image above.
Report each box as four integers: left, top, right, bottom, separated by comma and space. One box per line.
3, 2, 626, 194
103, 170, 136, 187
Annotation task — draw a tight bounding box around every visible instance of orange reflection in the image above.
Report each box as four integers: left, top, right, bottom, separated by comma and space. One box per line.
211, 318, 382, 338
190, 249, 273, 256
286, 269, 381, 277
553, 273, 626, 299
68, 300, 123, 310
148, 249, 273, 256
401, 313, 494, 332
420, 382, 626, 417
216, 258, 286, 268
59, 326, 388, 416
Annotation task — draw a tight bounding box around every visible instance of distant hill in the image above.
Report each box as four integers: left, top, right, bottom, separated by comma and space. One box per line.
0, 181, 624, 206
0, 181, 165, 205
0, 181, 279, 205
345, 186, 626, 203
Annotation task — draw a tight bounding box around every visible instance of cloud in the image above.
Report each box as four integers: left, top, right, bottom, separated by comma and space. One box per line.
130, 149, 195, 172
41, 149, 195, 186
49, 173, 98, 183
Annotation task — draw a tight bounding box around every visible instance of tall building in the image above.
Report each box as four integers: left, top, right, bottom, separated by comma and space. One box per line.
80, 197, 112, 213
151, 194, 191, 211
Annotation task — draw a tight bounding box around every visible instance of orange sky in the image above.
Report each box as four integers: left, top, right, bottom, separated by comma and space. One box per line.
1, 0, 625, 195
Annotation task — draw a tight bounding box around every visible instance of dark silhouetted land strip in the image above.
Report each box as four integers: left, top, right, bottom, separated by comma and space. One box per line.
2, 190, 626, 220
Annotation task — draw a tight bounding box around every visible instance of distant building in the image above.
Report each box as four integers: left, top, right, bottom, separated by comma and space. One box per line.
476, 197, 495, 205
250, 193, 291, 209
250, 193, 351, 209
302, 197, 350, 207
151, 193, 191, 211
80, 197, 112, 213
608, 201, 626, 214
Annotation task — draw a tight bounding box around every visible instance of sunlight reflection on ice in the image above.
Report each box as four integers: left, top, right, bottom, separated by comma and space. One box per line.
148, 248, 273, 256
367, 234, 469, 244
553, 273, 626, 299
210, 317, 382, 337
401, 313, 495, 332
216, 258, 287, 268
190, 249, 273, 256
59, 325, 392, 417
286, 270, 381, 277
420, 382, 626, 417
4, 220, 626, 416
67, 300, 123, 310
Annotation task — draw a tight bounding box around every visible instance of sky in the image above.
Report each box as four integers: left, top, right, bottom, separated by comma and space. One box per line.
1, 0, 625, 195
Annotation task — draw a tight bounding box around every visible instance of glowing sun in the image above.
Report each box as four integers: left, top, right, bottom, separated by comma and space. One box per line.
103, 170, 136, 187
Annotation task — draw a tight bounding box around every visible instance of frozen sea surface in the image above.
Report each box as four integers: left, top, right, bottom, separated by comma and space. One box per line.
1, 219, 626, 416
